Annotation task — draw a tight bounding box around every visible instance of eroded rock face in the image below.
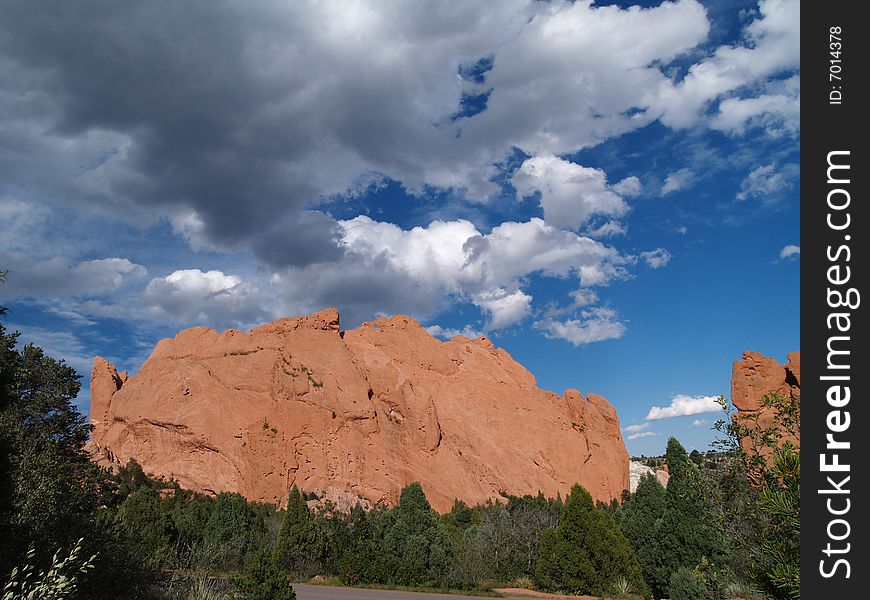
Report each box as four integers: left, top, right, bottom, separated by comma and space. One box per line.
731, 351, 800, 454
88, 309, 630, 512
629, 461, 669, 492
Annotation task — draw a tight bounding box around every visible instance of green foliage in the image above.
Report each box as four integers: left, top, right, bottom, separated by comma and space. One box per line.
714, 393, 800, 599
236, 550, 296, 600
383, 482, 452, 586
668, 567, 706, 600
644, 438, 728, 598
0, 316, 151, 597
617, 473, 666, 596
534, 484, 646, 596
115, 488, 175, 568
275, 486, 321, 578
2, 538, 96, 600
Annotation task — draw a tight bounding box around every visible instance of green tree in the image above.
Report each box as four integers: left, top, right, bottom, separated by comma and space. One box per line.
650, 438, 728, 599
0, 278, 147, 597
0, 324, 98, 569
617, 472, 666, 595
715, 393, 800, 599
115, 488, 175, 569
275, 486, 320, 577
382, 482, 452, 586
203, 492, 269, 571
534, 484, 646, 596
2, 538, 96, 600
236, 550, 296, 600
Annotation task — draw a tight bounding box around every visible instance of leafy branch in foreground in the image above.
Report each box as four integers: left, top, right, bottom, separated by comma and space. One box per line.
3, 538, 97, 600
714, 392, 800, 600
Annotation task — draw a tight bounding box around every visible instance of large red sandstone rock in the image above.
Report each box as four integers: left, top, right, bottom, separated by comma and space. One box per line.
88, 309, 629, 512
731, 351, 800, 455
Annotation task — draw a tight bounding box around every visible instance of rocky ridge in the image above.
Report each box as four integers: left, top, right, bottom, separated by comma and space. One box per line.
88, 309, 630, 512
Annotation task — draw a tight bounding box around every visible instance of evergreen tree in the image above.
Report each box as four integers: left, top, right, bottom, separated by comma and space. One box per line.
237, 550, 296, 600
115, 488, 175, 568
382, 482, 452, 586
617, 472, 666, 596
275, 486, 319, 577
534, 484, 646, 596
650, 438, 728, 598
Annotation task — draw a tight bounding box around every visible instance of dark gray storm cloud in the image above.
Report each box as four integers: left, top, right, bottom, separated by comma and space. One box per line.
0, 1, 367, 265
0, 0, 797, 278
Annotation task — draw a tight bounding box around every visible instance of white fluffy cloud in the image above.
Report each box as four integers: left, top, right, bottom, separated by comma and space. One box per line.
319, 216, 628, 329
534, 307, 626, 346
652, 0, 800, 129
641, 248, 672, 269
511, 155, 629, 231
1, 0, 797, 265
736, 163, 798, 201
628, 431, 661, 441
646, 394, 722, 420
691, 418, 709, 428
711, 76, 800, 137
141, 269, 269, 328
779, 245, 800, 260
661, 168, 695, 196
613, 176, 643, 198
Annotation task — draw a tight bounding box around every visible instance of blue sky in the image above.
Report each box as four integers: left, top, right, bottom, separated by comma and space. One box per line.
0, 0, 799, 456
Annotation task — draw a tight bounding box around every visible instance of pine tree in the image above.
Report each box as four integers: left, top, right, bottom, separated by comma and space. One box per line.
382, 482, 452, 586
650, 438, 728, 598
617, 472, 666, 596
534, 484, 646, 596
275, 486, 319, 577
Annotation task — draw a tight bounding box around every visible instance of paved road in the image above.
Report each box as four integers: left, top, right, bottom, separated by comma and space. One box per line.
292, 584, 492, 600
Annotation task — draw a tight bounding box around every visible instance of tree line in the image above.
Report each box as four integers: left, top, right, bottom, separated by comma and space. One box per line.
1, 287, 798, 599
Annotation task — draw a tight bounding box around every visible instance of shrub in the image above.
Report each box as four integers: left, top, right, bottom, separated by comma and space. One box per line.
236, 550, 296, 600
668, 567, 706, 600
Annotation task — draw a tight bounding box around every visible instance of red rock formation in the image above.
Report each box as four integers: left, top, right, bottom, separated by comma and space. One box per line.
730, 351, 800, 456
88, 309, 630, 512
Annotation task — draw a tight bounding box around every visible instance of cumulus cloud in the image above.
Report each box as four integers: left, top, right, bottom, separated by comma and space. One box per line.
511, 155, 629, 231
628, 431, 661, 441
652, 0, 800, 129
736, 163, 798, 201
640, 248, 672, 269
0, 0, 800, 345
0, 0, 797, 269
779, 244, 800, 260
691, 418, 709, 428
613, 176, 643, 198
141, 269, 269, 328
661, 168, 695, 196
0, 253, 146, 299
646, 394, 723, 420
711, 76, 800, 137
534, 307, 626, 346
301, 215, 631, 329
